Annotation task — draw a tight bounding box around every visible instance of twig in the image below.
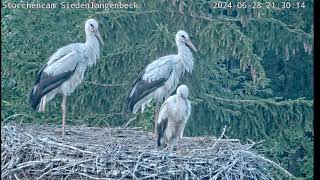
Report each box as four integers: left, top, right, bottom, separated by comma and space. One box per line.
39, 138, 94, 155
2, 114, 34, 125
84, 81, 127, 88
123, 117, 136, 128
132, 153, 143, 176
237, 150, 294, 177
211, 125, 227, 149
79, 173, 112, 179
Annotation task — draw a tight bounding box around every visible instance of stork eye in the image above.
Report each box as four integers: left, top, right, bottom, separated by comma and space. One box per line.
181, 35, 185, 38
90, 24, 94, 27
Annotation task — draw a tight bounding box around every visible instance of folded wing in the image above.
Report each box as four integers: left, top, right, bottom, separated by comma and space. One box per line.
157, 100, 170, 147
125, 56, 176, 113
29, 50, 79, 109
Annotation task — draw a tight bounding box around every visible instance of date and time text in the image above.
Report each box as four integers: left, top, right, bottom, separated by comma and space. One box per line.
211, 1, 307, 9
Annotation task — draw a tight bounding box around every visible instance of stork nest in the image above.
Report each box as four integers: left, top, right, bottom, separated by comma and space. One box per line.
1, 123, 293, 180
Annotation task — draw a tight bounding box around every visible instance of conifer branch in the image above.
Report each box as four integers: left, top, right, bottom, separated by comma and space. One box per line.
181, 12, 311, 43
92, 10, 161, 17
204, 93, 312, 105
84, 81, 127, 88
255, 18, 312, 41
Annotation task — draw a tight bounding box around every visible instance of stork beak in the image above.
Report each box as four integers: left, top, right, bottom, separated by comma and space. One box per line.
185, 39, 197, 52
94, 30, 104, 46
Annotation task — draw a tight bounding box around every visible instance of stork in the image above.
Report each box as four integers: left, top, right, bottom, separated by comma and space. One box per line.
157, 84, 191, 150
125, 30, 196, 133
28, 19, 104, 137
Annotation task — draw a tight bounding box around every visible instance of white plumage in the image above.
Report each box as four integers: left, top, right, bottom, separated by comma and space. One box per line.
156, 84, 191, 150
126, 30, 197, 133
29, 19, 104, 136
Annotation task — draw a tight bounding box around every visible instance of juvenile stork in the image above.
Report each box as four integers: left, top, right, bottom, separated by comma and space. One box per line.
157, 85, 191, 150
126, 30, 196, 133
29, 19, 104, 137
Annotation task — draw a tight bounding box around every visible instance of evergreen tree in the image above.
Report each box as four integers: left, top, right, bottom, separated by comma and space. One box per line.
1, 0, 313, 178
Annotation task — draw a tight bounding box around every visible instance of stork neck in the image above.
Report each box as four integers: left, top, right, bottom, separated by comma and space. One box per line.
84, 33, 100, 66
85, 33, 99, 46
177, 43, 194, 73
176, 95, 181, 111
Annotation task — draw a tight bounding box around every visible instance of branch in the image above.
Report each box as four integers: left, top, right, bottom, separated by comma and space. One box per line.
204, 93, 312, 106
2, 114, 34, 125
211, 125, 227, 149
236, 150, 294, 177
39, 138, 94, 155
256, 18, 312, 41
171, 11, 311, 41
84, 81, 127, 88
123, 117, 137, 128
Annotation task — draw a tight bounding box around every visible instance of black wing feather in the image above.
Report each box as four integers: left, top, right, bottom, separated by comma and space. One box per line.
34, 64, 47, 85
157, 117, 168, 147
28, 63, 78, 110
125, 68, 173, 113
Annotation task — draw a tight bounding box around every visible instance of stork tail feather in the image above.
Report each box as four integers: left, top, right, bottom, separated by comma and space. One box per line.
125, 92, 134, 113
28, 87, 39, 110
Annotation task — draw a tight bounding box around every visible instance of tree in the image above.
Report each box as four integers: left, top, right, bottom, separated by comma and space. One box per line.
1, 0, 313, 178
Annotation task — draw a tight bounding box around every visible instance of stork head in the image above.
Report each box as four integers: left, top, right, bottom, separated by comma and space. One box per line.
177, 84, 189, 99
175, 30, 197, 52
85, 19, 104, 46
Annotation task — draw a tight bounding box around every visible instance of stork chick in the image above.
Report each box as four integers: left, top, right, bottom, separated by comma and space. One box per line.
157, 85, 191, 150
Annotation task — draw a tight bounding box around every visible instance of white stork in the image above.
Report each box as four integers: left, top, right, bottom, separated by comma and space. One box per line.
125, 30, 196, 133
156, 84, 191, 150
29, 19, 104, 137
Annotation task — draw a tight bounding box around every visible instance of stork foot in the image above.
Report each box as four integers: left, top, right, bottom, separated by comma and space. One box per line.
165, 144, 172, 151
151, 133, 157, 140
174, 145, 182, 153
54, 129, 71, 137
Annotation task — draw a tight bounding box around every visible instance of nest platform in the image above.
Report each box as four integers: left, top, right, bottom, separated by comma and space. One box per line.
1, 123, 292, 179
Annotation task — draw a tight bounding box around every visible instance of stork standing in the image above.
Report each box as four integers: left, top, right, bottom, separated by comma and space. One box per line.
125, 30, 196, 133
29, 19, 104, 137
157, 85, 191, 150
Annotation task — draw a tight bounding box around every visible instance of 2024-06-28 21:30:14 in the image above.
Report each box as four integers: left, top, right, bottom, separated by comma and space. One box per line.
211, 1, 306, 9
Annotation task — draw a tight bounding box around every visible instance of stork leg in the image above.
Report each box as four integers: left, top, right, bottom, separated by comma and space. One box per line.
153, 103, 161, 137
38, 98, 43, 112
38, 96, 46, 112
42, 96, 46, 111
165, 143, 172, 151
177, 138, 182, 152
61, 95, 67, 137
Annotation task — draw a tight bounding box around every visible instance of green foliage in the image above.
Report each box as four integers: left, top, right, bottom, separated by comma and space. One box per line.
1, 0, 313, 178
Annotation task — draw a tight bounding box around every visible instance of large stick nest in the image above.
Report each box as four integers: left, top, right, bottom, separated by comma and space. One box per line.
1, 123, 293, 179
